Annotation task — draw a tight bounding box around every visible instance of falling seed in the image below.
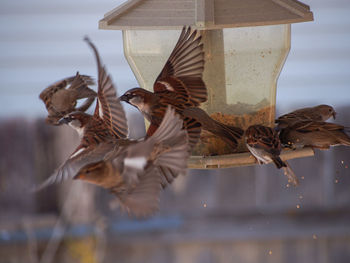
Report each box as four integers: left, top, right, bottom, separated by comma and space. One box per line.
286, 184, 290, 188
268, 250, 272, 255
203, 203, 207, 208
296, 204, 300, 209
341, 160, 344, 164
335, 179, 339, 184
301, 176, 305, 180
299, 195, 303, 199
313, 234, 317, 240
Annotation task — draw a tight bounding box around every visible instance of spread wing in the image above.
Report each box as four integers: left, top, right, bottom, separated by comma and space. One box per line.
153, 26, 207, 107
68, 72, 96, 99
112, 166, 162, 218
39, 74, 95, 107
84, 37, 128, 139
33, 142, 114, 191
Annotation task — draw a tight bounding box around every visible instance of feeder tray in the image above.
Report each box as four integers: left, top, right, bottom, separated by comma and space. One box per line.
188, 147, 315, 169
99, 0, 314, 168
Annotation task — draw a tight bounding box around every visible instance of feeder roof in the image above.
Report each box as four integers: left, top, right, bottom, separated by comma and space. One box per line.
99, 0, 313, 30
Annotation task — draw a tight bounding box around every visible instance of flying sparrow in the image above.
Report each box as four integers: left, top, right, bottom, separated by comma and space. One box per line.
120, 26, 243, 150
245, 125, 299, 186
276, 104, 336, 129
74, 107, 189, 217
279, 120, 350, 150
39, 72, 97, 125
34, 37, 128, 191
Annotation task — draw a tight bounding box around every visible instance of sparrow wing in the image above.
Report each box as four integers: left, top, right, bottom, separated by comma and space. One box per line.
276, 106, 335, 128
112, 166, 162, 217
68, 72, 97, 99
292, 121, 344, 132
153, 26, 207, 107
33, 142, 115, 191
149, 107, 189, 186
292, 121, 350, 146
124, 107, 190, 188
39, 77, 72, 109
147, 111, 201, 151
84, 37, 128, 139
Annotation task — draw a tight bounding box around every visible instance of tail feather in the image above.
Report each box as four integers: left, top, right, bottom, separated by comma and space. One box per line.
183, 117, 202, 150
151, 106, 185, 145
215, 121, 244, 149
158, 166, 178, 188
272, 156, 286, 169
183, 107, 243, 149
332, 130, 350, 146
149, 106, 189, 186
272, 157, 299, 186
282, 161, 299, 186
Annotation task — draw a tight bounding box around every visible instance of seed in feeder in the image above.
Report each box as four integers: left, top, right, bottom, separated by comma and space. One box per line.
296, 204, 300, 209
192, 104, 274, 155
268, 250, 272, 255
341, 160, 344, 164
299, 195, 303, 199
335, 179, 339, 184
203, 203, 207, 208
301, 176, 305, 180
345, 165, 348, 169
313, 234, 317, 240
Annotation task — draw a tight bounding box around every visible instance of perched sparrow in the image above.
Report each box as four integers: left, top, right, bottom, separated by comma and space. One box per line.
276, 104, 336, 129
39, 72, 97, 125
279, 121, 350, 149
34, 37, 128, 191
120, 26, 243, 150
245, 125, 299, 186
74, 107, 189, 217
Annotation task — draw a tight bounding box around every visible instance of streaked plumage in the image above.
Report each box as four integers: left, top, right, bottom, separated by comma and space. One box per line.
120, 26, 243, 150
276, 104, 336, 129
39, 72, 97, 125
74, 107, 189, 217
279, 120, 350, 149
34, 37, 128, 191
245, 125, 299, 186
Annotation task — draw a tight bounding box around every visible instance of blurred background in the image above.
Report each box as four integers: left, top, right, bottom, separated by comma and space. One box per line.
0, 0, 350, 262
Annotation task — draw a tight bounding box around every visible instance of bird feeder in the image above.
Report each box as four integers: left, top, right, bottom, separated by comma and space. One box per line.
99, 0, 315, 168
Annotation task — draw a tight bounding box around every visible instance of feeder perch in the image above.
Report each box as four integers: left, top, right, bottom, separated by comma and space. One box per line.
99, 0, 314, 168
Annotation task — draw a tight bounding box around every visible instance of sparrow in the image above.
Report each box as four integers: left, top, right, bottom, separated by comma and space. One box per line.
74, 107, 189, 217
39, 72, 97, 125
279, 120, 350, 150
245, 125, 299, 186
120, 26, 243, 150
34, 36, 128, 191
276, 104, 336, 129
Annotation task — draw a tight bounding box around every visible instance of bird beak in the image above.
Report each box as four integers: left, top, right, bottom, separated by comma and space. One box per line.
58, 116, 71, 125
332, 111, 337, 119
73, 173, 83, 180
120, 94, 130, 103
